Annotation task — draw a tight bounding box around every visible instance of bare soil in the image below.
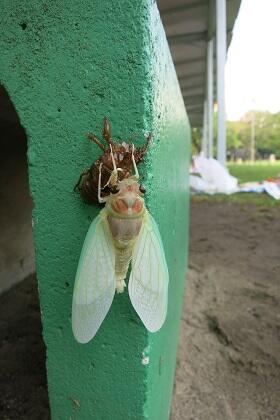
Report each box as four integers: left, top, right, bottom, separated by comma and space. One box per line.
172, 199, 280, 420
1, 200, 280, 419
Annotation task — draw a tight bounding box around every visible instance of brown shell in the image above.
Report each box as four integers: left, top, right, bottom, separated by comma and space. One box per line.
74, 118, 151, 205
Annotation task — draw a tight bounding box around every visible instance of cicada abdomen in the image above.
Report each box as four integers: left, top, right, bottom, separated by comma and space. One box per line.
105, 177, 145, 293
72, 121, 168, 344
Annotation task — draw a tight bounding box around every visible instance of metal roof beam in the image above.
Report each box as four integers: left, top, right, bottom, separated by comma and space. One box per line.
184, 101, 204, 108
178, 74, 204, 81
168, 31, 207, 44
174, 57, 204, 66
180, 79, 216, 89
186, 107, 204, 113
160, 1, 206, 17
181, 87, 204, 96
183, 95, 204, 105
187, 116, 203, 122
168, 28, 231, 45
179, 77, 204, 86
181, 82, 204, 90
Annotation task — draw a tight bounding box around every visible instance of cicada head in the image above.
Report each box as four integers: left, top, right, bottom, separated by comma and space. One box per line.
107, 177, 145, 218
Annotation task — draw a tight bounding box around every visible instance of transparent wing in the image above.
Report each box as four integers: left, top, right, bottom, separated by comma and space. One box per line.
128, 211, 169, 332
72, 212, 116, 343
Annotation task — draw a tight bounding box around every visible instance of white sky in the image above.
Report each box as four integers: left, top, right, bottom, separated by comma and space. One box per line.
225, 0, 280, 121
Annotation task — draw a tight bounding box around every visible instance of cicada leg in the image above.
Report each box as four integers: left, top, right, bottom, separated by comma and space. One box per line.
135, 133, 152, 163
131, 144, 139, 180
86, 133, 106, 151
103, 144, 122, 188
74, 169, 89, 191
98, 163, 108, 204
103, 117, 113, 145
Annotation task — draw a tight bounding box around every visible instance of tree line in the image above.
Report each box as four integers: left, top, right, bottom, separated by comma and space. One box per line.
192, 110, 280, 159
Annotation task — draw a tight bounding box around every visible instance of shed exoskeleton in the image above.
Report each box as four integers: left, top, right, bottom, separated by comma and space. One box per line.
74, 117, 150, 204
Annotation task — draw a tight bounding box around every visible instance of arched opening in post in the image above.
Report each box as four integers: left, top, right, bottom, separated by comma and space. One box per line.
0, 85, 49, 418
0, 85, 34, 292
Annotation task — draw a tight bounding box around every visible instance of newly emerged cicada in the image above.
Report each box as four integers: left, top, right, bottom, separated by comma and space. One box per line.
72, 120, 169, 343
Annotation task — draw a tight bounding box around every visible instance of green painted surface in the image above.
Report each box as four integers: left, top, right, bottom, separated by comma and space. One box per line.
0, 1, 190, 418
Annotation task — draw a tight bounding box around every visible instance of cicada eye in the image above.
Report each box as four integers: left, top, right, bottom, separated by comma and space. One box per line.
139, 185, 146, 194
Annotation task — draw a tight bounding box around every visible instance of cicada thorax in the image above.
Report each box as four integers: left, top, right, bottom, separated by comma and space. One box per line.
105, 179, 146, 293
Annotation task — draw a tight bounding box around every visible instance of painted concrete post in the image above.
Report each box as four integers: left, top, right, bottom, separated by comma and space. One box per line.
0, 1, 190, 418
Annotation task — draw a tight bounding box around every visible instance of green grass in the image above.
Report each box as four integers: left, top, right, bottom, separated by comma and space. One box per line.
192, 161, 280, 207
227, 161, 280, 183
192, 192, 279, 207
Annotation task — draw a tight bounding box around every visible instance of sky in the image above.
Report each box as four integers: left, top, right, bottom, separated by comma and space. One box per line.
225, 0, 280, 121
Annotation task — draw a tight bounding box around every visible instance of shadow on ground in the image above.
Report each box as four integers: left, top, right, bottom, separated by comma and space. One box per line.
0, 274, 49, 420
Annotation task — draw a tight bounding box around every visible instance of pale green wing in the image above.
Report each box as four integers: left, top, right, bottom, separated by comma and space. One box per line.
128, 211, 169, 332
72, 213, 116, 343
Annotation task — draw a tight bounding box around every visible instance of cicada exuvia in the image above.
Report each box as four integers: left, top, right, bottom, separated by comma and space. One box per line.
72, 120, 169, 343
74, 118, 150, 204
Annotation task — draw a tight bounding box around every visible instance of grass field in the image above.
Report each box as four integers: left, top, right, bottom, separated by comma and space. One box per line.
228, 161, 280, 183
193, 161, 280, 207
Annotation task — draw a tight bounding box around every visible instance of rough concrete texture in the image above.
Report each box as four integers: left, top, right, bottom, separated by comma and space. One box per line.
0, 1, 189, 419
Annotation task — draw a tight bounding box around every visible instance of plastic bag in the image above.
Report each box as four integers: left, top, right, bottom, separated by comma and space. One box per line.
191, 155, 238, 194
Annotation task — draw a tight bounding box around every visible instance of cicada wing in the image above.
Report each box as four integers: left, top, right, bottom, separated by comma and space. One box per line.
72, 213, 116, 343
128, 211, 169, 332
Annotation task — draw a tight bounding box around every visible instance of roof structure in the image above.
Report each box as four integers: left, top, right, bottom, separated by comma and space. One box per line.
157, 0, 242, 128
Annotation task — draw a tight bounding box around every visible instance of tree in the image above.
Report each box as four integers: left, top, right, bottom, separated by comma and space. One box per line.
192, 110, 280, 159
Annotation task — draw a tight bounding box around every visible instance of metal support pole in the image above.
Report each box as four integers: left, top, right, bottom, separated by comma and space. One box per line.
202, 100, 207, 156
250, 109, 255, 161
207, 39, 214, 158
216, 0, 227, 166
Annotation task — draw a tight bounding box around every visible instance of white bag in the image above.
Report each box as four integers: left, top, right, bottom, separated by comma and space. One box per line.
192, 155, 238, 194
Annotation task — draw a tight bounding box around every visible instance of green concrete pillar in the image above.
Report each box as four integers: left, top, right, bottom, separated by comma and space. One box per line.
0, 1, 190, 418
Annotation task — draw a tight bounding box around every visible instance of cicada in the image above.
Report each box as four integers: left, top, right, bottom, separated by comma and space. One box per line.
72, 123, 169, 344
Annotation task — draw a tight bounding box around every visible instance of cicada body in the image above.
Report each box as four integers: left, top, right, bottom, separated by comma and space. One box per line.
72, 121, 168, 343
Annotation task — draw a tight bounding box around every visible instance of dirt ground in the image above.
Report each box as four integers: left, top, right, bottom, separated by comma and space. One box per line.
1, 199, 280, 419
172, 199, 280, 420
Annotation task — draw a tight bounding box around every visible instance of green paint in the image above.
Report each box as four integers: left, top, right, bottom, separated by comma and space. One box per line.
0, 0, 190, 418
